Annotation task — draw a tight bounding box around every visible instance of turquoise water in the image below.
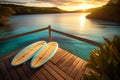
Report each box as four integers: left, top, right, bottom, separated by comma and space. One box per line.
0, 13, 120, 60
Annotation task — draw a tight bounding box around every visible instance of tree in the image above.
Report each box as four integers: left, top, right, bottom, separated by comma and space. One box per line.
108, 0, 120, 5
0, 5, 15, 26
0, 16, 8, 26
0, 6, 15, 16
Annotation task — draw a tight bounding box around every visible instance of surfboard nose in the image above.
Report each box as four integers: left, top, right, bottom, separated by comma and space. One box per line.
37, 41, 46, 45
11, 40, 47, 66
11, 60, 17, 66
49, 42, 58, 46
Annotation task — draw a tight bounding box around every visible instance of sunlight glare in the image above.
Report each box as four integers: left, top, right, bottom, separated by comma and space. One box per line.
77, 4, 93, 10
79, 14, 86, 30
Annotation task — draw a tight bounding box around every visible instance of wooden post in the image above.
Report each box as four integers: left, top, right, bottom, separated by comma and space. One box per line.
48, 25, 52, 42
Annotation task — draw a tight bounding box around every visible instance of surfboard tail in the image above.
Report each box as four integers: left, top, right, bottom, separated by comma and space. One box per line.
30, 42, 58, 69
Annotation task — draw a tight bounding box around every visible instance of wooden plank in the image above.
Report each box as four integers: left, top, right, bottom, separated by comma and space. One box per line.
51, 48, 64, 58
62, 55, 77, 71
56, 52, 70, 66
4, 59, 20, 80
44, 63, 64, 80
50, 48, 61, 61
0, 68, 3, 80
70, 60, 85, 78
59, 53, 73, 68
47, 61, 73, 80
40, 67, 56, 80
14, 65, 30, 80
0, 48, 88, 80
50, 48, 67, 62
75, 62, 86, 80
0, 60, 12, 80
21, 64, 39, 80
31, 68, 47, 80
51, 50, 68, 64
66, 57, 80, 74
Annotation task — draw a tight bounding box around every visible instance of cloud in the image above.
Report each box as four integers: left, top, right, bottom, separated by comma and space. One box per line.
0, 0, 34, 2
35, 0, 82, 6
0, 0, 109, 6
0, 0, 109, 8
35, 0, 109, 6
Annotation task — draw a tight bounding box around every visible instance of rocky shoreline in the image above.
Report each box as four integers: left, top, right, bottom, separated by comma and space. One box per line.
86, 4, 120, 24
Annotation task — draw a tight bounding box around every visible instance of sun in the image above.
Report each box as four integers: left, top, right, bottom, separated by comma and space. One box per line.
77, 4, 93, 10
58, 4, 94, 11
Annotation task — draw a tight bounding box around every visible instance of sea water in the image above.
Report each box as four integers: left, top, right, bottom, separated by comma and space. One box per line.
0, 13, 120, 60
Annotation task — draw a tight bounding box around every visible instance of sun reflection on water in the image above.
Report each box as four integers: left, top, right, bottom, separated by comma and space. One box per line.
79, 14, 86, 30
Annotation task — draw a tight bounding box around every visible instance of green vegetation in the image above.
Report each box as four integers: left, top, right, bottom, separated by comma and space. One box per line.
0, 4, 66, 15
0, 5, 15, 26
87, 0, 120, 23
83, 36, 120, 80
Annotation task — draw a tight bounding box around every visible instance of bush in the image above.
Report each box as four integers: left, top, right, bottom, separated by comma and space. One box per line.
83, 36, 120, 80
0, 6, 15, 16
0, 16, 8, 26
0, 5, 15, 26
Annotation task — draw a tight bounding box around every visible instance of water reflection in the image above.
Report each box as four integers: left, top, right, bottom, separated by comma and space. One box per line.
80, 14, 86, 27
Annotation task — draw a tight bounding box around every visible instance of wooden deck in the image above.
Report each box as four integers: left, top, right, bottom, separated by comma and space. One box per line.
0, 48, 89, 80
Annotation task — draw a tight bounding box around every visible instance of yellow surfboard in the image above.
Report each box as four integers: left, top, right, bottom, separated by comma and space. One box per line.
31, 42, 58, 68
11, 41, 47, 66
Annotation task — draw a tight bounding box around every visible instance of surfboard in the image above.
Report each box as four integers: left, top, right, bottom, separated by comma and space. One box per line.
11, 41, 47, 66
31, 42, 58, 68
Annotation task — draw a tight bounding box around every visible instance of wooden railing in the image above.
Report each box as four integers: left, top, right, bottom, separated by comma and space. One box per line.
0, 25, 101, 46
0, 27, 49, 41
51, 29, 101, 46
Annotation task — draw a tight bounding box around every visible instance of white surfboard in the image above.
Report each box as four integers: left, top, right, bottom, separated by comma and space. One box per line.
11, 41, 47, 66
31, 42, 58, 68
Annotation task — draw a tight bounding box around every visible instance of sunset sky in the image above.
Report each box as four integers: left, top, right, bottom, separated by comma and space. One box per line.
0, 0, 109, 11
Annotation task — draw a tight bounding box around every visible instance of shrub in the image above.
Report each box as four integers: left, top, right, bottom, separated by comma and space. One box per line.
83, 36, 120, 80
0, 5, 15, 26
